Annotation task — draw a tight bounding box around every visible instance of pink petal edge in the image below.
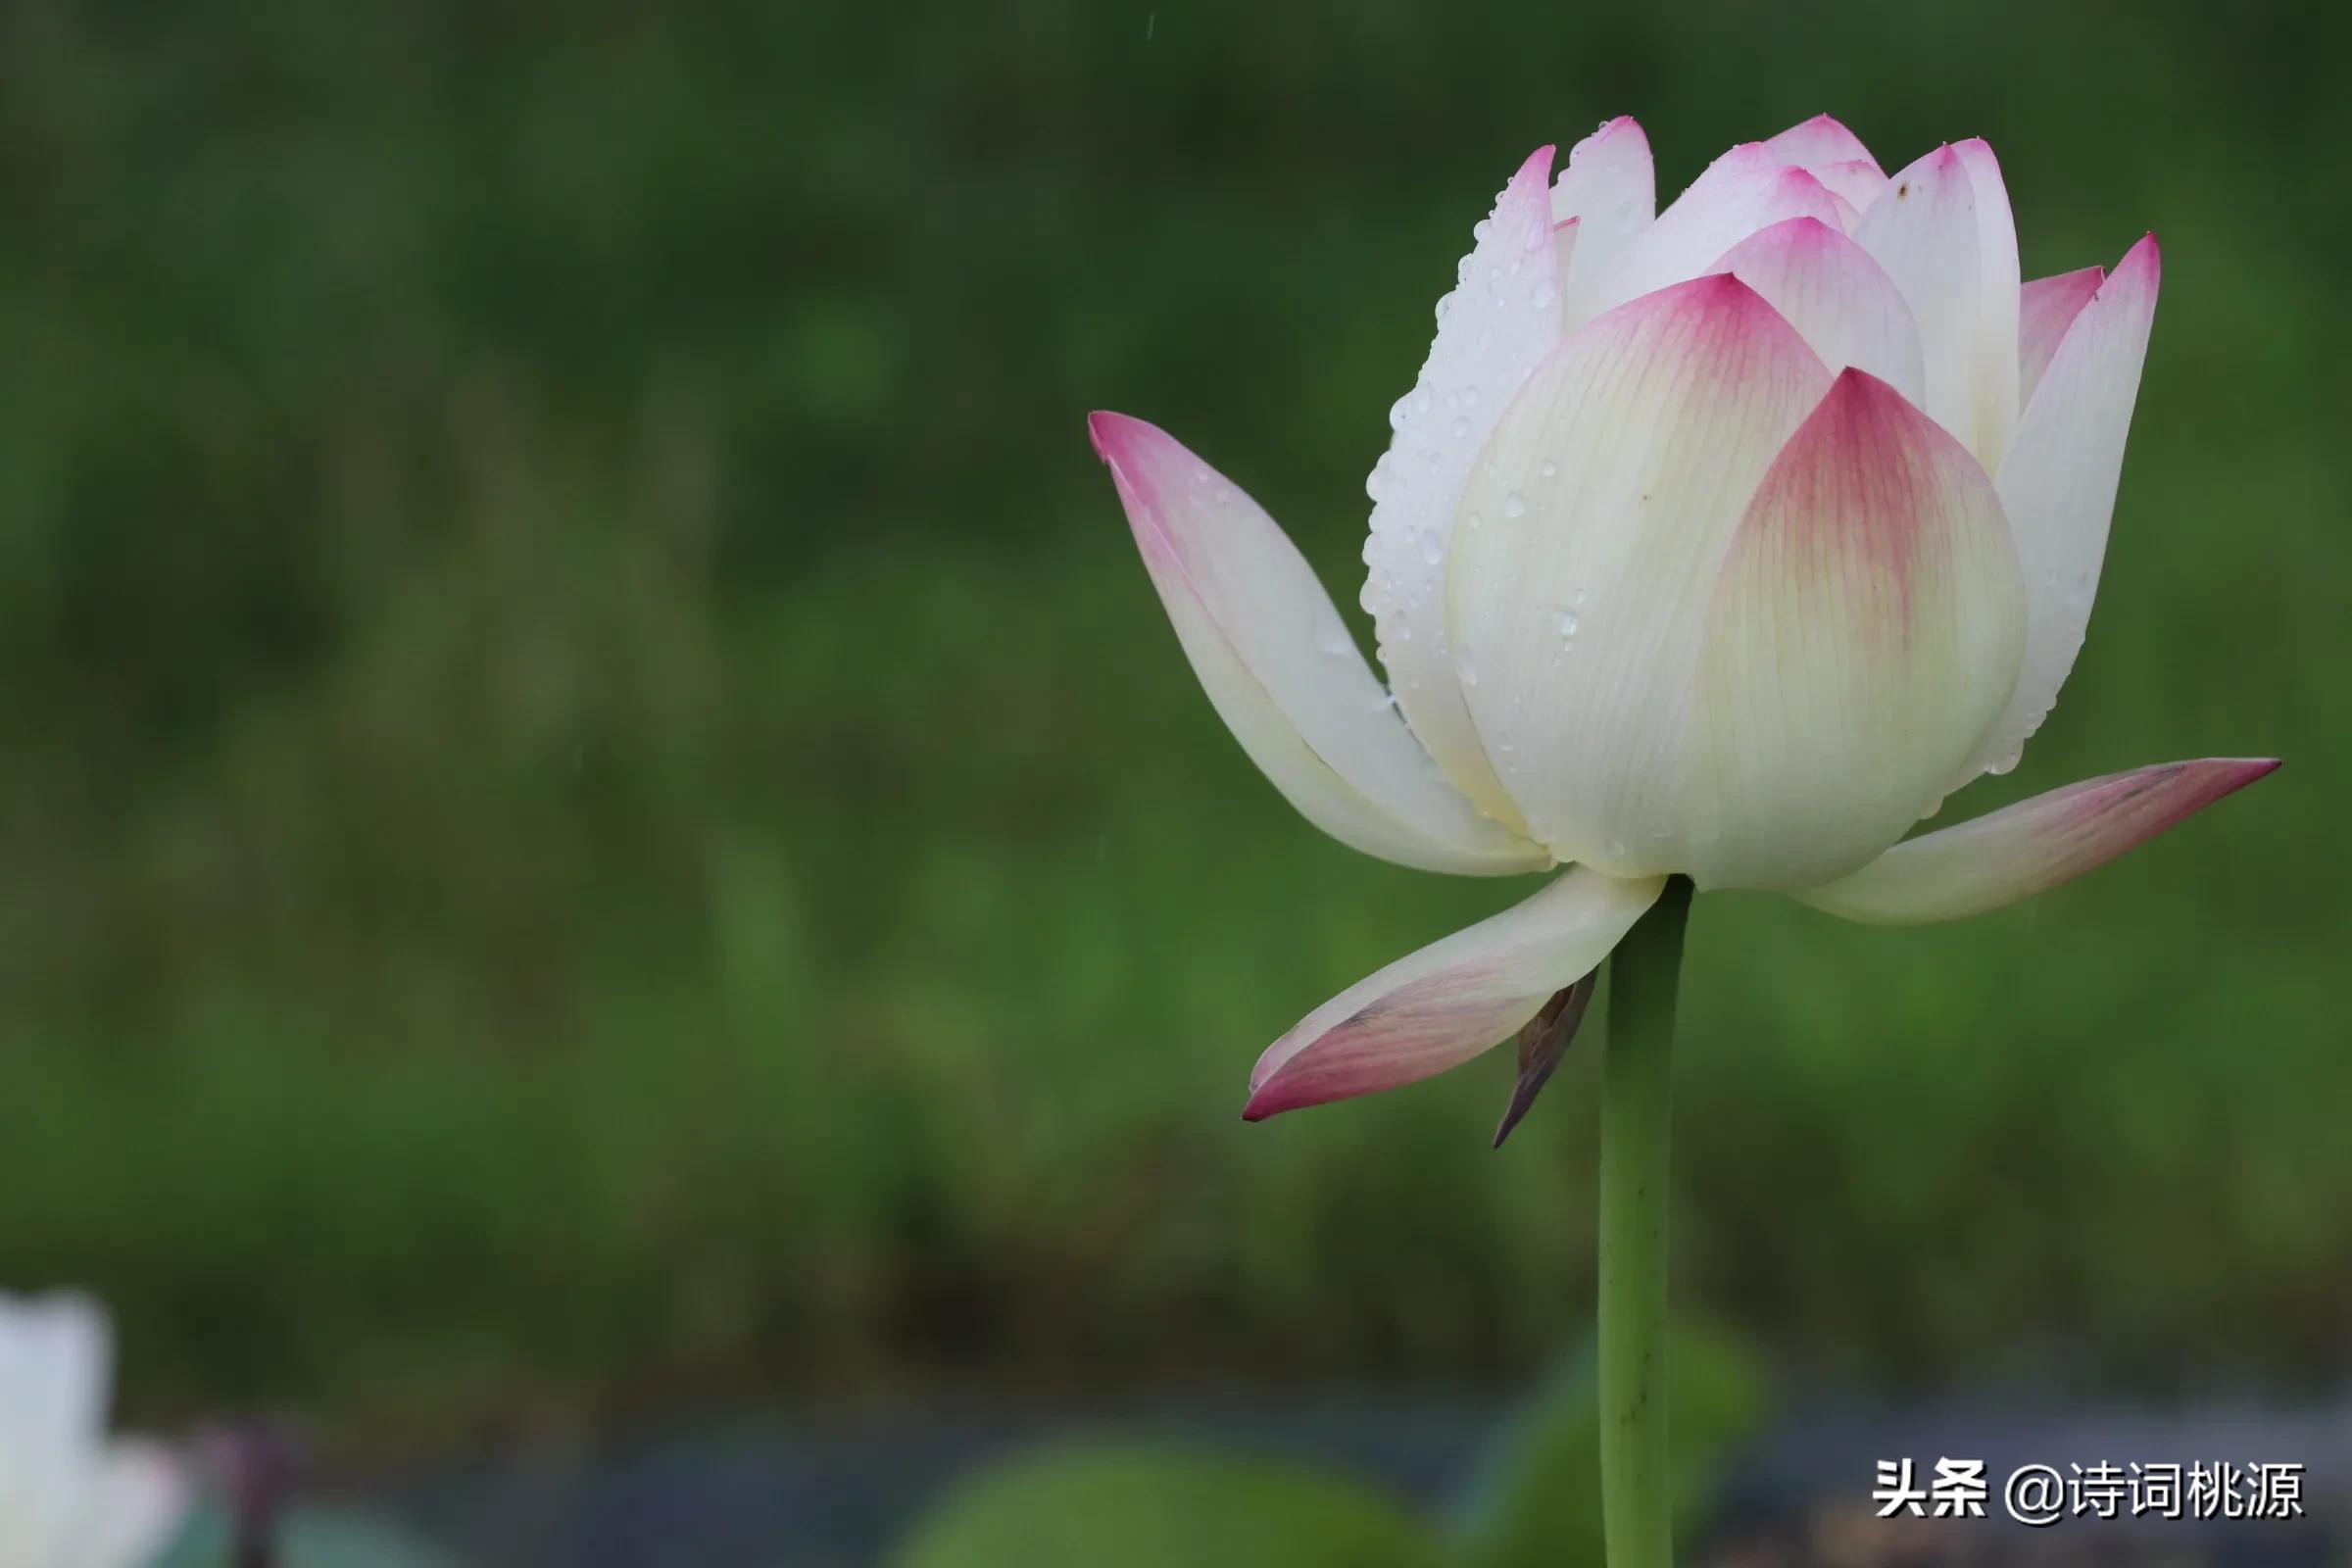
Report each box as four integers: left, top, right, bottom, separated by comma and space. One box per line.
1797, 758, 2279, 924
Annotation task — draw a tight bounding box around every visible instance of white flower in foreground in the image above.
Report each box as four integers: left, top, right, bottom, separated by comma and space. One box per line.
0, 1294, 188, 1568
1090, 115, 2278, 1119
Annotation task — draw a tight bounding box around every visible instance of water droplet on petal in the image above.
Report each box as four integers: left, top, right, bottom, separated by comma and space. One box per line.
1502, 492, 1526, 519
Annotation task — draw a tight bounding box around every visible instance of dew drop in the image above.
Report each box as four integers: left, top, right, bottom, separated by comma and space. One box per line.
1449, 416, 1471, 440
1539, 459, 1558, 478
1503, 492, 1527, 519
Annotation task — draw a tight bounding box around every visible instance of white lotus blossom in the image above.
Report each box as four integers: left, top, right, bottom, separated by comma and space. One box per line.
1090, 115, 2277, 1116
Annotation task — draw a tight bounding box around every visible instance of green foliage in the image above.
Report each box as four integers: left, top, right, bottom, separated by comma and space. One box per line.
1454, 1319, 1769, 1568
0, 0, 2346, 1439
889, 1445, 1447, 1568
891, 1321, 1769, 1568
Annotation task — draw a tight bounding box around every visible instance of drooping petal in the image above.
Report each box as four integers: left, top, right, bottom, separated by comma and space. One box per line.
1795, 758, 2278, 923
1853, 143, 2017, 467
1687, 369, 2027, 890
1361, 145, 1564, 828
1091, 413, 1549, 875
1244, 866, 1665, 1118
1567, 145, 1845, 328
1551, 117, 1656, 318
2018, 265, 2105, 404
1447, 274, 1833, 874
1762, 113, 1883, 172
1711, 217, 1928, 408
1964, 235, 2161, 777
73, 1443, 189, 1568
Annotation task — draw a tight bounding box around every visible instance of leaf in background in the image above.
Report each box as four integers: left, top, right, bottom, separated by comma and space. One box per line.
150, 1504, 469, 1568
888, 1441, 1450, 1568
1450, 1317, 1771, 1568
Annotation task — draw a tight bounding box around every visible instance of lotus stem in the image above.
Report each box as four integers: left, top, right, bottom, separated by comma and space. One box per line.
1597, 873, 1693, 1568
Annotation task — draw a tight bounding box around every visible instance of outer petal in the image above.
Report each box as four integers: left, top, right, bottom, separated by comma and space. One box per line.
1688, 369, 2027, 890
1091, 413, 1548, 874
1964, 236, 2161, 777
71, 1443, 189, 1568
1566, 145, 1845, 329
2018, 265, 2104, 404
1362, 145, 1563, 827
1853, 143, 2017, 467
1762, 113, 1882, 172
1796, 759, 2278, 923
1710, 217, 1928, 408
1447, 274, 1833, 874
1551, 118, 1656, 319
1244, 866, 1665, 1118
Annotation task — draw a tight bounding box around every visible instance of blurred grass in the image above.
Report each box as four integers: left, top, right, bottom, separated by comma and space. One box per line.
0, 0, 2346, 1443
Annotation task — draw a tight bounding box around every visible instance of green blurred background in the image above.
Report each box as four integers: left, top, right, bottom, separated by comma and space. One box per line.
1, 0, 2344, 1472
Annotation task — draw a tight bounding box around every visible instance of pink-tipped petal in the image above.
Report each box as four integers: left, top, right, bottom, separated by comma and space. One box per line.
1688, 369, 2026, 889
1448, 274, 1833, 874
1853, 143, 2018, 468
2018, 265, 2105, 403
1567, 145, 1846, 328
1762, 114, 1884, 174
1710, 216, 1928, 408
1091, 413, 1548, 875
1965, 235, 2162, 778
1245, 866, 1665, 1118
1362, 146, 1565, 830
1551, 117, 1656, 316
1796, 758, 2278, 923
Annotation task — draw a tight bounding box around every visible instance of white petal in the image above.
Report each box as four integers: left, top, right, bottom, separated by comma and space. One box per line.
1446, 275, 1833, 874
1853, 142, 2019, 467
1245, 865, 1664, 1117
1797, 758, 2278, 923
1964, 235, 2161, 777
1761, 113, 1883, 172
1091, 413, 1548, 875
2018, 265, 2104, 403
1688, 369, 2027, 889
1810, 159, 1891, 221
1952, 139, 2023, 467
1551, 118, 1656, 319
1361, 145, 1566, 828
1567, 144, 1845, 329
1711, 216, 1927, 408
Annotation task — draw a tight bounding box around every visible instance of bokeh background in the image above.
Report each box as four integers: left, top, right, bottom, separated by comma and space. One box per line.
2, 0, 2346, 1561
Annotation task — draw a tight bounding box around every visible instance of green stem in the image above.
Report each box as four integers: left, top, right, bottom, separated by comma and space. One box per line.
1598, 874, 1693, 1568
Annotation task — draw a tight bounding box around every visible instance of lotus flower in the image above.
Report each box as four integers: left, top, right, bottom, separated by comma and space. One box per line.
0, 1293, 187, 1568
1089, 115, 2277, 1120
